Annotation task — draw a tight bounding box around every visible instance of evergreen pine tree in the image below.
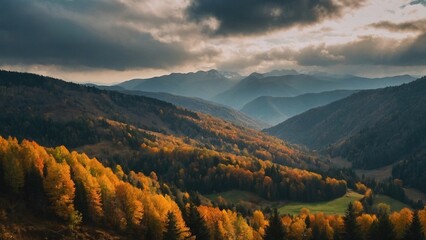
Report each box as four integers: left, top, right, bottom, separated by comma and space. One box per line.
367, 220, 379, 240
344, 202, 361, 240
311, 223, 320, 240
188, 205, 210, 240
264, 209, 286, 240
375, 211, 396, 240
404, 210, 425, 240
164, 211, 180, 240
305, 215, 311, 228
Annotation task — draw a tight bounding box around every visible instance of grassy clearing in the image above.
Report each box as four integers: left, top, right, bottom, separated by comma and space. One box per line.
206, 190, 410, 216
404, 188, 426, 203
355, 164, 394, 181
373, 195, 410, 212
278, 191, 364, 215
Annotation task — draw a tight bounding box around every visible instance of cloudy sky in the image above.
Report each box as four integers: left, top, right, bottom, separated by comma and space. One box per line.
1, 0, 425, 84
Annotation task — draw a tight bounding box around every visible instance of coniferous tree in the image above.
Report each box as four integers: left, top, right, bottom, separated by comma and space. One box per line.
367, 220, 379, 240
164, 211, 180, 240
305, 215, 311, 229
344, 202, 361, 240
311, 224, 320, 240
187, 205, 210, 240
375, 212, 396, 240
264, 209, 286, 240
404, 210, 424, 240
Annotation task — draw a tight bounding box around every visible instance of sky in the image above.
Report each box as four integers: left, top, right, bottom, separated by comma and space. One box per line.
1, 0, 425, 84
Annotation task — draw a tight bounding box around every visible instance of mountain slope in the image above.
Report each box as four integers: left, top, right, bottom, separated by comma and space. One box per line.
0, 70, 348, 203
0, 71, 202, 148
96, 86, 268, 130
117, 69, 240, 99
241, 90, 358, 125
266, 77, 426, 170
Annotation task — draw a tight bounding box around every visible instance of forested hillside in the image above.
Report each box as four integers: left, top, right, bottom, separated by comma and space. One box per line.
0, 136, 249, 239
267, 77, 426, 193
1, 136, 426, 240
0, 70, 346, 203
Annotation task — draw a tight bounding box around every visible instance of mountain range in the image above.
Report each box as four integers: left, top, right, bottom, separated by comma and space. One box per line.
213, 73, 415, 109
115, 69, 415, 117
212, 73, 336, 109
118, 69, 241, 99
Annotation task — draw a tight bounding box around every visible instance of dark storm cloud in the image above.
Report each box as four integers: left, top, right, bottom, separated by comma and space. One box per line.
370, 19, 426, 32
294, 34, 426, 66
0, 0, 194, 70
410, 0, 426, 6
186, 0, 364, 35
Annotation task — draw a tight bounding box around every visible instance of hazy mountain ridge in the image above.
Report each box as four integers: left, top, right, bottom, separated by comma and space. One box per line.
212, 73, 415, 109
94, 85, 269, 130
213, 74, 333, 109
117, 69, 241, 99
241, 90, 359, 125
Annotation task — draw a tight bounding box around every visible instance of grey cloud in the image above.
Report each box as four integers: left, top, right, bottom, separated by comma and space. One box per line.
370, 19, 426, 32
410, 0, 426, 6
186, 0, 365, 35
220, 33, 426, 70
295, 34, 426, 66
0, 0, 195, 70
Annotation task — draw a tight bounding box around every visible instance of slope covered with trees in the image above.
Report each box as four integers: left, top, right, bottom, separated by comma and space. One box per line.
0, 136, 254, 239
1, 136, 426, 240
0, 70, 347, 203
266, 77, 426, 192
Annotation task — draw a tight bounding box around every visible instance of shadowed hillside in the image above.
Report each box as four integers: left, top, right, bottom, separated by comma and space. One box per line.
266, 77, 426, 192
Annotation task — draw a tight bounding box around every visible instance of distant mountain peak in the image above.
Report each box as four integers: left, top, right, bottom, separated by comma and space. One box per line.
248, 72, 263, 78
